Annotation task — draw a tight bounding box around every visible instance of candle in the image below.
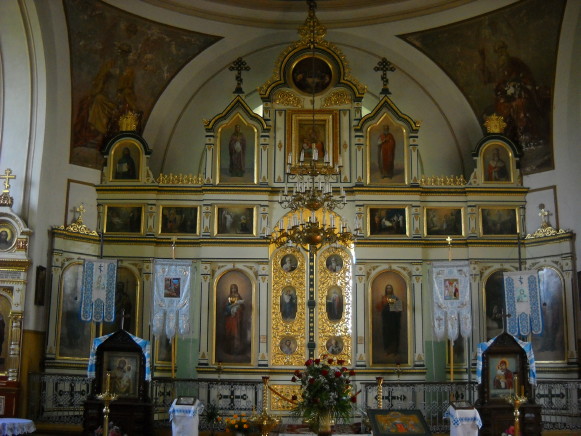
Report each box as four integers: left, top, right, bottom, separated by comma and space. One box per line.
106, 372, 111, 392
514, 374, 518, 395
287, 152, 292, 164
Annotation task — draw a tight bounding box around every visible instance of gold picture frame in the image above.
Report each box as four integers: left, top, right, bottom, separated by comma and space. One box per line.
479, 207, 519, 236
367, 206, 408, 237
108, 139, 143, 182
216, 115, 258, 185
104, 205, 144, 234
287, 54, 337, 96
214, 205, 256, 236
424, 207, 464, 236
480, 141, 514, 184
286, 110, 339, 169
158, 205, 199, 235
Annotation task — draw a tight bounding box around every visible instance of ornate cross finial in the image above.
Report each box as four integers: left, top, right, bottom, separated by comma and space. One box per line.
373, 58, 396, 95
484, 113, 507, 134
538, 204, 550, 228
0, 169, 15, 193
229, 57, 251, 95
76, 203, 86, 224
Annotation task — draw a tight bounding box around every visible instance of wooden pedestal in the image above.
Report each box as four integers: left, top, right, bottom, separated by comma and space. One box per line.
476, 403, 541, 436
83, 399, 154, 436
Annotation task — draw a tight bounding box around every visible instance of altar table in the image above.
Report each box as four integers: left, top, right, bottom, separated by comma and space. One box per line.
169, 398, 204, 436
0, 418, 36, 435
443, 405, 482, 436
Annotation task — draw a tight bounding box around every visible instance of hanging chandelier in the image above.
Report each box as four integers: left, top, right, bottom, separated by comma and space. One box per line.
266, 0, 360, 253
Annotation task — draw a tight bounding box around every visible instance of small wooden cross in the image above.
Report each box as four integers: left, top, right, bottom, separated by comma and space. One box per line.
0, 169, 16, 193
229, 57, 251, 95
373, 57, 396, 95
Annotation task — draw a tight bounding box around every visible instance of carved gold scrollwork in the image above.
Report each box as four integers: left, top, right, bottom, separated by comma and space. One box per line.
322, 90, 352, 107
271, 248, 307, 366
273, 90, 303, 108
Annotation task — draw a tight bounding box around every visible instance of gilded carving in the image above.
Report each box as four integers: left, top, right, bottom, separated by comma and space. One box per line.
157, 173, 203, 185
271, 248, 307, 366
317, 247, 352, 365
322, 90, 352, 107
273, 90, 303, 108
270, 384, 301, 411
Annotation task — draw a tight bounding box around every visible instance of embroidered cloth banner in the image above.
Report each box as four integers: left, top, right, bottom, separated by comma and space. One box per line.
80, 259, 117, 323
152, 259, 192, 339
432, 261, 472, 341
503, 270, 542, 336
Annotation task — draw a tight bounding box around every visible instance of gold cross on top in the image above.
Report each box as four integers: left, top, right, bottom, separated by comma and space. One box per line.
0, 169, 15, 193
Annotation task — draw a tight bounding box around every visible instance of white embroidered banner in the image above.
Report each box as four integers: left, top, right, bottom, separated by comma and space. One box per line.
432, 261, 472, 341
503, 270, 542, 336
153, 259, 192, 339
80, 259, 117, 322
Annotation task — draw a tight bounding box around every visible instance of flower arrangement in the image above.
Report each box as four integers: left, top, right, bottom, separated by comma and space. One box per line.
225, 413, 255, 434
501, 425, 515, 436
201, 402, 222, 436
291, 356, 358, 432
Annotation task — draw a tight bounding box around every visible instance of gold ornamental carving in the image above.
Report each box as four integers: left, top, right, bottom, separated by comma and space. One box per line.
57, 204, 99, 236
118, 111, 139, 132
317, 247, 352, 365
157, 173, 203, 185
419, 175, 466, 186
322, 90, 352, 107
273, 90, 303, 108
484, 113, 507, 134
271, 248, 307, 366
270, 384, 301, 411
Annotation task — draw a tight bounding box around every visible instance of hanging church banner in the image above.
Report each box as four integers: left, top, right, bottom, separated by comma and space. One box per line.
432, 261, 471, 342
153, 260, 192, 339
80, 259, 117, 323
503, 270, 542, 336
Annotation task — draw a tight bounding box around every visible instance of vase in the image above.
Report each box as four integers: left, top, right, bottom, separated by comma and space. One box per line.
316, 410, 333, 436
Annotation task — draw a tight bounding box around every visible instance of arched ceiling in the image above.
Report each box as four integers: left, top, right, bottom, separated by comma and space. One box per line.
139, 0, 477, 28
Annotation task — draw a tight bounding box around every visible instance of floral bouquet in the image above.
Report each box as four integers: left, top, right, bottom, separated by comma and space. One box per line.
501, 425, 515, 436
291, 356, 358, 432
225, 413, 255, 434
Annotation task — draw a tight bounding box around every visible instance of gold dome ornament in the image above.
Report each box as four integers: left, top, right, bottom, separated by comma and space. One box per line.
483, 113, 507, 134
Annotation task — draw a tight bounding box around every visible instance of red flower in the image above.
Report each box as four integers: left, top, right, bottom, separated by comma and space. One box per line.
314, 358, 321, 364
334, 371, 342, 378
350, 396, 357, 403
291, 376, 297, 382
309, 377, 315, 384
292, 395, 298, 401
305, 359, 313, 367
349, 369, 356, 376
327, 358, 334, 364
294, 369, 302, 376
321, 369, 329, 376
337, 359, 345, 365
341, 367, 348, 372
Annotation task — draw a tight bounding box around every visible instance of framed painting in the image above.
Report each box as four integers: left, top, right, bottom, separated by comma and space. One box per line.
57, 262, 93, 359
280, 286, 297, 322
532, 267, 566, 362
370, 270, 409, 366
481, 143, 513, 183
366, 116, 407, 185
487, 354, 520, 400
102, 350, 140, 397
279, 336, 298, 355
424, 207, 463, 236
325, 336, 344, 355
368, 207, 407, 236
325, 286, 343, 322
280, 254, 298, 273
480, 207, 518, 236
288, 54, 336, 96
367, 409, 431, 435
215, 206, 255, 236
101, 266, 138, 336
159, 206, 199, 235
213, 269, 254, 365
325, 254, 343, 273
0, 220, 17, 251
286, 110, 339, 168
104, 205, 143, 234
109, 139, 142, 182
216, 116, 258, 185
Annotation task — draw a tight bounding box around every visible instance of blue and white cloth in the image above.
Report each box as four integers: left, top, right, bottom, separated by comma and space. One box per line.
170, 398, 204, 436
476, 334, 537, 385
504, 270, 542, 336
80, 259, 117, 322
432, 261, 472, 341
152, 259, 193, 339
444, 405, 481, 436
87, 331, 151, 381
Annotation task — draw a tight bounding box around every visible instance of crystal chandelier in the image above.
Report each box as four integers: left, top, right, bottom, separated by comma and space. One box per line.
267, 0, 361, 253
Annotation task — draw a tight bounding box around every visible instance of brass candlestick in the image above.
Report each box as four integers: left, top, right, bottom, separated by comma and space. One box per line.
252, 377, 280, 436
504, 375, 527, 436
96, 372, 118, 435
